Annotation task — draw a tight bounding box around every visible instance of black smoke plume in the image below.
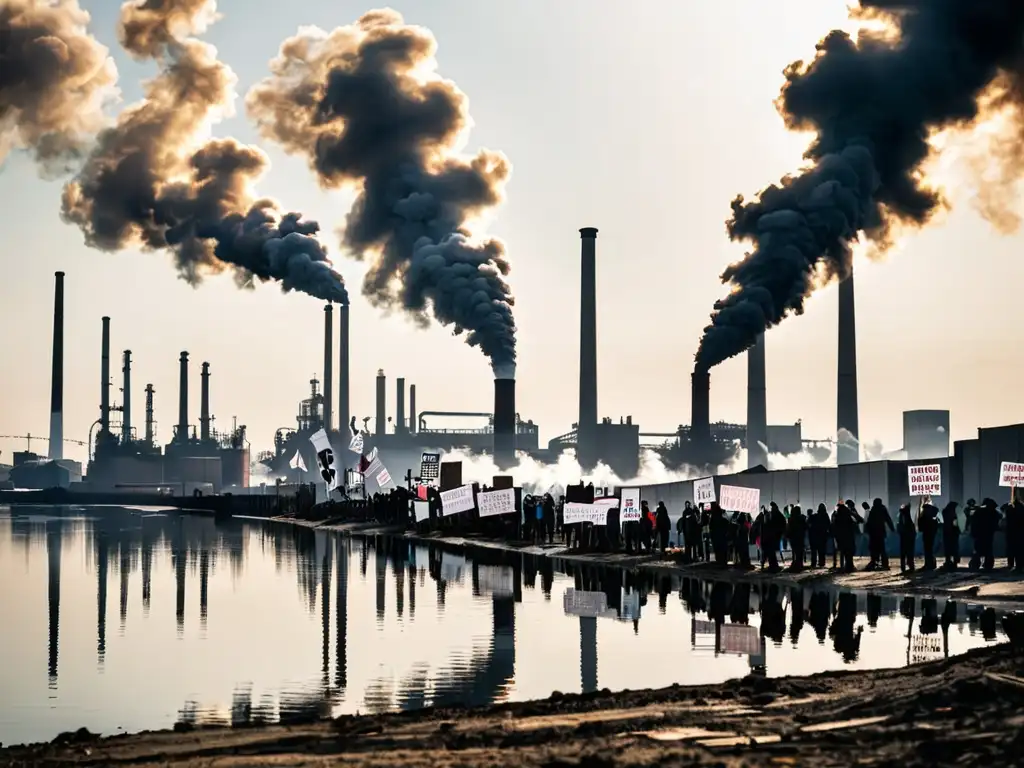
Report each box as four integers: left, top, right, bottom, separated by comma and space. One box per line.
246, 9, 515, 377
0, 0, 118, 175
695, 0, 1024, 371
61, 0, 348, 304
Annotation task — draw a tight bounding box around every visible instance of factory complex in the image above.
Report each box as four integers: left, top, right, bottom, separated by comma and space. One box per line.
2, 229, 1023, 505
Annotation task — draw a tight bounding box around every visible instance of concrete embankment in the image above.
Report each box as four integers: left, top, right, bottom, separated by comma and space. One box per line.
265, 515, 1024, 609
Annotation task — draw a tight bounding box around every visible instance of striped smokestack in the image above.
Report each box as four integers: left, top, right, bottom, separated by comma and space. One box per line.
48, 271, 64, 460
746, 333, 768, 469
837, 272, 859, 464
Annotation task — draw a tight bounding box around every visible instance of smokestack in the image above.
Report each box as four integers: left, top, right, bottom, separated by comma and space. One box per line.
837, 272, 859, 465
375, 369, 386, 436
200, 362, 211, 442
48, 271, 64, 461
177, 352, 189, 442
691, 371, 711, 445
396, 377, 406, 433
493, 378, 516, 469
409, 384, 417, 435
338, 304, 350, 437
578, 227, 598, 468
121, 350, 132, 445
746, 333, 768, 469
323, 304, 333, 431
145, 384, 155, 445
100, 316, 110, 434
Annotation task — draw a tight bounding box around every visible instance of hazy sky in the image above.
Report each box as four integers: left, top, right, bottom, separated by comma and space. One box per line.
2, 0, 1023, 467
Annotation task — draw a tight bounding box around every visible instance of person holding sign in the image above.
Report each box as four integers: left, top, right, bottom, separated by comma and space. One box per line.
896, 503, 916, 573
941, 501, 961, 570
917, 497, 940, 571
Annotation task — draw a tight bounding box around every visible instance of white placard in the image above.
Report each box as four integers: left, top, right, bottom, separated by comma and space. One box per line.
719, 484, 760, 514
563, 502, 607, 526
478, 488, 516, 517
413, 500, 430, 522
999, 461, 1024, 487
440, 484, 476, 515
376, 467, 392, 487
694, 477, 716, 506
908, 463, 941, 497
349, 432, 364, 454
619, 488, 641, 522
593, 497, 618, 508
309, 428, 340, 492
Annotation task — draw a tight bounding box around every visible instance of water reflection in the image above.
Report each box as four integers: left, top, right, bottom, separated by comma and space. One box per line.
0, 506, 1007, 746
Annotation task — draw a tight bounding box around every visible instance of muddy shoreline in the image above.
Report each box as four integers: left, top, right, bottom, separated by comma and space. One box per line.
4, 641, 1022, 766
270, 516, 1024, 609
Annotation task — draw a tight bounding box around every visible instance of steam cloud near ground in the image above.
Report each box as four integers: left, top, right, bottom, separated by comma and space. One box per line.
246, 9, 516, 377
0, 0, 118, 175
56, 0, 347, 303
695, 0, 1024, 372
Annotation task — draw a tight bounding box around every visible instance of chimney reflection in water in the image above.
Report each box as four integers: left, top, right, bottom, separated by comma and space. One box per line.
96, 522, 108, 665
46, 519, 62, 688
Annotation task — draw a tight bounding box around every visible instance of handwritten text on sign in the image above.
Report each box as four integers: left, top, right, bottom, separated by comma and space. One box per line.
693, 477, 716, 506
477, 488, 516, 517
440, 484, 475, 515
719, 485, 760, 514
563, 502, 608, 526
908, 464, 942, 497
619, 488, 641, 522
1000, 462, 1024, 487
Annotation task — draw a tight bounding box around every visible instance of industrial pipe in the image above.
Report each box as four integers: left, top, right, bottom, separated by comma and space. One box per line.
396, 377, 406, 433
493, 378, 516, 469
747, 333, 768, 469
409, 384, 417, 435
375, 369, 386, 436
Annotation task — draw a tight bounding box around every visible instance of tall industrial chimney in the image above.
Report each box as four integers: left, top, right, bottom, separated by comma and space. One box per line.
100, 316, 111, 435
396, 377, 406, 433
145, 384, 155, 445
338, 305, 350, 437
690, 371, 711, 446
409, 384, 417, 435
121, 350, 132, 445
323, 304, 333, 432
746, 333, 768, 469
200, 362, 211, 442
493, 379, 516, 469
578, 227, 599, 469
837, 272, 860, 465
48, 271, 64, 460
177, 352, 189, 442
375, 369, 386, 436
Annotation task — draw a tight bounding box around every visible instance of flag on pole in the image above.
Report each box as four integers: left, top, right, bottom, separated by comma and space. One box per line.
309, 428, 340, 493
289, 451, 307, 472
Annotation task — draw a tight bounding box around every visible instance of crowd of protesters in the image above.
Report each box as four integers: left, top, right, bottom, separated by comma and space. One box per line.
309, 482, 1024, 576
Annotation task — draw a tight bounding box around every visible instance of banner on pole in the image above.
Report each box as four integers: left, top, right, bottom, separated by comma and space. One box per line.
440, 484, 476, 515
309, 429, 340, 492
376, 467, 392, 488
349, 432, 364, 455
719, 485, 759, 514
908, 464, 941, 496
478, 488, 516, 517
694, 477, 716, 506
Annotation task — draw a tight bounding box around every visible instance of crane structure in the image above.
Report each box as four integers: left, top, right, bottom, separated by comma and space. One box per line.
0, 434, 88, 453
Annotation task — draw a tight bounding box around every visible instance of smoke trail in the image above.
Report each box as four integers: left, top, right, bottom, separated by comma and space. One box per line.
60, 0, 348, 304
246, 9, 515, 376
695, 1, 1024, 371
0, 0, 118, 175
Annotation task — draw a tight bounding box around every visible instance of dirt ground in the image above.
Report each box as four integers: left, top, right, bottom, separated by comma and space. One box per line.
4, 638, 1023, 767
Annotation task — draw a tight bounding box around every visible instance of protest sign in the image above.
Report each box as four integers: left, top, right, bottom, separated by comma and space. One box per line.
419, 452, 440, 480
694, 477, 716, 506
478, 488, 516, 517
440, 484, 475, 515
619, 488, 641, 522
999, 461, 1024, 488
719, 485, 760, 514
908, 464, 941, 496
563, 502, 608, 526
309, 428, 339, 492
413, 500, 430, 522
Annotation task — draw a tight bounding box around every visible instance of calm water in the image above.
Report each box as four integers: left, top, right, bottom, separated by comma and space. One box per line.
0, 505, 1007, 746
